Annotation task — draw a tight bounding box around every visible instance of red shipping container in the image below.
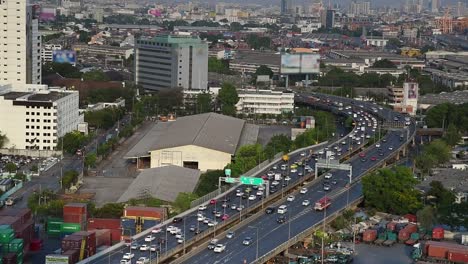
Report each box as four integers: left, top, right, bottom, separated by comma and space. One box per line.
2, 253, 17, 264
64, 203, 87, 216
62, 249, 80, 264
448, 249, 468, 263
386, 222, 397, 231
73, 231, 97, 249
405, 224, 418, 234
0, 216, 22, 230
0, 208, 32, 224
15, 219, 34, 252
30, 239, 42, 251
363, 229, 377, 242
398, 229, 411, 242
94, 229, 111, 247
64, 214, 86, 224
62, 235, 83, 251
432, 227, 444, 240
124, 206, 166, 220
404, 214, 417, 223
87, 218, 121, 230
109, 228, 121, 243
426, 241, 468, 259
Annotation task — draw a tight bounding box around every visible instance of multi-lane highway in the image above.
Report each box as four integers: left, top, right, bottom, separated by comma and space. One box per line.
176, 93, 416, 264
80, 93, 415, 264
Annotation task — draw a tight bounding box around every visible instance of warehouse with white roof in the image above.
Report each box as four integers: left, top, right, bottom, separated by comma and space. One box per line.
125, 112, 258, 172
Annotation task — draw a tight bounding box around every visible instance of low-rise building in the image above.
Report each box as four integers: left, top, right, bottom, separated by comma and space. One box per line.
0, 88, 83, 151
424, 68, 468, 89
236, 89, 295, 115
41, 44, 63, 63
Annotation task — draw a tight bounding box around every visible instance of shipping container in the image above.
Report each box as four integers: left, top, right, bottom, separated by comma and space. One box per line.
0, 225, 11, 230
142, 219, 158, 231
448, 249, 468, 263
73, 231, 97, 248
60, 223, 81, 233
425, 241, 468, 260
403, 214, 417, 223
87, 218, 120, 230
0, 209, 31, 225
121, 227, 135, 237
30, 239, 42, 251
8, 238, 23, 253
363, 229, 377, 243
63, 214, 85, 225
45, 254, 70, 264
15, 219, 33, 248
386, 222, 397, 231
398, 229, 411, 242
432, 227, 444, 240
405, 224, 418, 234
2, 252, 16, 264
94, 229, 111, 247
121, 218, 136, 229
47, 229, 61, 237
124, 206, 166, 220
0, 228, 15, 244
63, 203, 87, 216
62, 249, 79, 264
0, 216, 22, 231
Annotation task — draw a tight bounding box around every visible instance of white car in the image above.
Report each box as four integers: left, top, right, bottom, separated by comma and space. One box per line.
123, 253, 134, 260
302, 200, 310, 206
214, 244, 226, 253
208, 221, 218, 227
324, 173, 332, 179
197, 214, 205, 222
287, 195, 295, 202
389, 146, 394, 150
136, 257, 150, 264
248, 195, 256, 201
144, 235, 155, 242
170, 228, 181, 235
300, 188, 308, 194
341, 141, 346, 145
236, 192, 244, 197
198, 205, 207, 211
300, 152, 306, 156
285, 176, 291, 181
177, 237, 184, 244
203, 218, 211, 224
267, 171, 274, 177
150, 245, 158, 252
151, 227, 161, 234
290, 168, 297, 173
139, 244, 149, 251
120, 260, 131, 264
376, 143, 380, 148
166, 225, 175, 232
272, 181, 280, 186
256, 190, 264, 196
175, 233, 183, 239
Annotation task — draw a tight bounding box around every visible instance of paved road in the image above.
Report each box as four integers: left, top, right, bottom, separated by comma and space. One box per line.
81, 96, 389, 264
179, 93, 415, 264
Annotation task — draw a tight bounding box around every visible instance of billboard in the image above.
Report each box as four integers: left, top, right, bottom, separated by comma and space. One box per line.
147, 8, 162, 17
52, 50, 76, 64
39, 7, 56, 21
281, 54, 301, 74
281, 54, 320, 74
406, 82, 418, 99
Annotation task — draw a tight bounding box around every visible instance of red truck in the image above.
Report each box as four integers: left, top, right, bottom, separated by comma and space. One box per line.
314, 197, 331, 211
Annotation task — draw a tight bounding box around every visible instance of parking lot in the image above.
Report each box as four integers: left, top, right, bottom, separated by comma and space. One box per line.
0, 154, 43, 174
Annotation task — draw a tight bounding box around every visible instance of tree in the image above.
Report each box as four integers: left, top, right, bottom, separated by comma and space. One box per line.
230, 22, 242, 32
371, 59, 396, 68
424, 139, 451, 165
417, 206, 436, 231
444, 123, 460, 146
208, 57, 230, 74
362, 166, 422, 215
82, 70, 110, 81
291, 25, 301, 33
84, 153, 97, 168
42, 62, 82, 78
58, 131, 88, 154
387, 38, 402, 47
263, 134, 292, 159
31, 165, 38, 173
0, 131, 8, 148
255, 65, 274, 78
173, 192, 198, 212
92, 203, 125, 218
62, 170, 79, 189
196, 93, 212, 113
5, 162, 17, 173
195, 170, 224, 196
218, 82, 239, 116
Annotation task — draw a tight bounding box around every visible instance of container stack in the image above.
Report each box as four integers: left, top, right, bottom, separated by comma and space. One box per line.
61, 231, 96, 259
398, 223, 418, 243
63, 203, 88, 231
0, 227, 23, 264
0, 208, 33, 259
87, 218, 121, 244
46, 218, 63, 237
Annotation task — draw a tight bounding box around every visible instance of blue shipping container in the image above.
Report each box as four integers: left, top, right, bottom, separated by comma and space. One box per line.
142, 220, 159, 231
121, 218, 136, 229
122, 228, 135, 237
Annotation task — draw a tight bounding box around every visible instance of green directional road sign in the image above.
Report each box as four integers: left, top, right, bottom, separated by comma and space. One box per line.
225, 169, 231, 177
225, 177, 236, 183
240, 176, 264, 186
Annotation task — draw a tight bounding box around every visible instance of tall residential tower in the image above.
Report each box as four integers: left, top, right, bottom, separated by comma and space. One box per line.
0, 0, 41, 87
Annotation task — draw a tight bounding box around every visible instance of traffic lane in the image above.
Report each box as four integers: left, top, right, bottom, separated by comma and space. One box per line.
183, 131, 403, 263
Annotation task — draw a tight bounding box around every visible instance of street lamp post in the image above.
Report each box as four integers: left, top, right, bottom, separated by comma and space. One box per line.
248, 226, 259, 260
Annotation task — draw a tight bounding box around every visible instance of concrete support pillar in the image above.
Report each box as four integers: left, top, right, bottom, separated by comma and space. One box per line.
402, 147, 407, 157
396, 152, 400, 161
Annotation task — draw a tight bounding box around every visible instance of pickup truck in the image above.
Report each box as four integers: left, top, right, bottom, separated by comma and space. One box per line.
5, 195, 22, 206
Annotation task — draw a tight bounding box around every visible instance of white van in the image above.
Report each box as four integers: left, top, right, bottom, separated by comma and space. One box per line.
277, 205, 288, 214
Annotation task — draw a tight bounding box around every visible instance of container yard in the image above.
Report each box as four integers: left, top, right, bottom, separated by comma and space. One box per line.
0, 208, 33, 264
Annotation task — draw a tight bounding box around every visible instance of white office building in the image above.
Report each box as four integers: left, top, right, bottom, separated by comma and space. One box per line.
0, 89, 83, 150
41, 44, 63, 63
236, 89, 295, 115
135, 35, 208, 92
0, 0, 41, 87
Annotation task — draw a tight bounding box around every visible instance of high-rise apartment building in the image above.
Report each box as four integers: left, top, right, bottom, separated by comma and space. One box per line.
0, 0, 41, 87
349, 1, 371, 15
135, 35, 208, 92
281, 0, 293, 15
431, 0, 440, 13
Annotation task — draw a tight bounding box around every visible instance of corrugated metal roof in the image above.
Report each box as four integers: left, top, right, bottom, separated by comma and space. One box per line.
117, 166, 201, 203
125, 113, 245, 158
